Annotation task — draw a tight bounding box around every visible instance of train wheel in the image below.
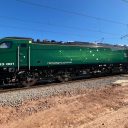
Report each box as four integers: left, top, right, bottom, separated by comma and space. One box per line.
22, 77, 37, 87
57, 75, 69, 82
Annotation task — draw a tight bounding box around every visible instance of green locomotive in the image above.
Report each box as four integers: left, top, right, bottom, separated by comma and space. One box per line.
0, 37, 128, 87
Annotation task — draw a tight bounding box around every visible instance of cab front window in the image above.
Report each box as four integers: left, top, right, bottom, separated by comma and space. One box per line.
0, 41, 12, 48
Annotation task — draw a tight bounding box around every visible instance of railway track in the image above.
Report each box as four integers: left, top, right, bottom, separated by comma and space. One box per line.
0, 73, 127, 107
0, 74, 125, 94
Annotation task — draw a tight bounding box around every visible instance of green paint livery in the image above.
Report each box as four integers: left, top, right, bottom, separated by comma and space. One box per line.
0, 37, 128, 69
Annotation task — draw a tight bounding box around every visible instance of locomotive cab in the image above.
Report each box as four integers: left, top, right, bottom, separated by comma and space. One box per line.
0, 37, 33, 86
0, 37, 32, 68
0, 38, 15, 68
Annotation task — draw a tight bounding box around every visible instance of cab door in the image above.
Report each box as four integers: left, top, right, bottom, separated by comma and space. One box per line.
19, 43, 29, 67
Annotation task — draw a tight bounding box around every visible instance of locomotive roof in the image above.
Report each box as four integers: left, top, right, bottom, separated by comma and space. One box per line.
0, 37, 127, 50
34, 40, 128, 49
2, 37, 33, 40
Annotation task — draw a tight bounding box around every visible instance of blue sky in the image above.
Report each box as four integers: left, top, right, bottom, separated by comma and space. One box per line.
0, 0, 128, 45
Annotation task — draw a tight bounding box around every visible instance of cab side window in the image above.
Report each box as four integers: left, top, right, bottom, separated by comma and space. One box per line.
20, 43, 27, 48
0, 41, 12, 48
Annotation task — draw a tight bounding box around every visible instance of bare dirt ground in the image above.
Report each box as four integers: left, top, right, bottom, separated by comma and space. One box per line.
0, 85, 128, 128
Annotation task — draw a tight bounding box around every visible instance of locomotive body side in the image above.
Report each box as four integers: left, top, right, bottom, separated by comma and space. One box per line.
30, 43, 128, 67
0, 37, 127, 69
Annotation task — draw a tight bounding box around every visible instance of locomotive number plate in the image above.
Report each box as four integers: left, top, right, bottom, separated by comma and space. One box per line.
0, 63, 15, 66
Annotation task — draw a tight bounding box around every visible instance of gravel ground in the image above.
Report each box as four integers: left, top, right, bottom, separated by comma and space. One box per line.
0, 75, 127, 107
